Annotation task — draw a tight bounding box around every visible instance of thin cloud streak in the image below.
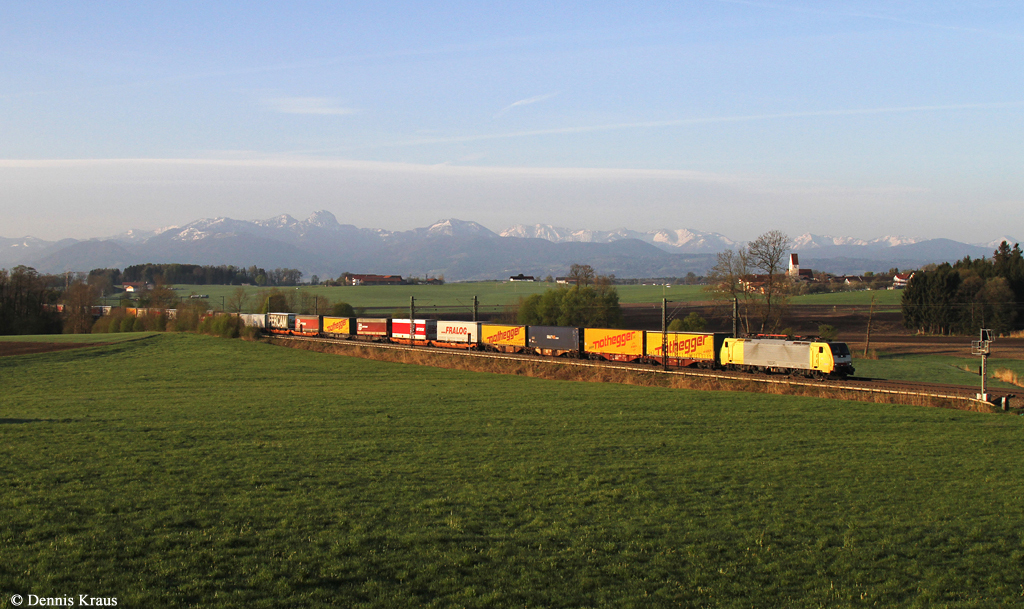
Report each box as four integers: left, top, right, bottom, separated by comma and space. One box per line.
393, 101, 1024, 147
265, 97, 357, 115
0, 157, 738, 181
710, 0, 1023, 40
494, 92, 560, 117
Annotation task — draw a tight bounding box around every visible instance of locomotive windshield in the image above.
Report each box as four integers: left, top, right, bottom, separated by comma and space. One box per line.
829, 343, 851, 357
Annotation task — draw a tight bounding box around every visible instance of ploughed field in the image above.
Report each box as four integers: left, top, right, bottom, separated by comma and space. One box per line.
2, 334, 1023, 607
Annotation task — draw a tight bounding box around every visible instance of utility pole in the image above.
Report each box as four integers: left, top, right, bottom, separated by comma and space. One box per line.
662, 298, 668, 371
863, 295, 876, 356
473, 295, 478, 322
732, 297, 739, 337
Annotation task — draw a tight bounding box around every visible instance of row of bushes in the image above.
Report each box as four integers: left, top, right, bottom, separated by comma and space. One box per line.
86, 306, 259, 340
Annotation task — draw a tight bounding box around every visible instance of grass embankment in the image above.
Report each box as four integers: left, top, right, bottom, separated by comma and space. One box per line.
853, 352, 1024, 390
2, 334, 1023, 607
281, 339, 996, 411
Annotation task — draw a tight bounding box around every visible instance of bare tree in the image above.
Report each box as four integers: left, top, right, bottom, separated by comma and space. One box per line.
746, 230, 790, 332
568, 263, 595, 287
226, 287, 249, 313
61, 281, 98, 334
705, 249, 753, 334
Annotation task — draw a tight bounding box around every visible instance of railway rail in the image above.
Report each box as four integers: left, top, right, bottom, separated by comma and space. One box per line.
269, 335, 1016, 410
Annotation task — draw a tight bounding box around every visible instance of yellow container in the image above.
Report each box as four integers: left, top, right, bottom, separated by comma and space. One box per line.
584, 328, 644, 357
322, 317, 353, 334
646, 332, 717, 361
481, 324, 526, 347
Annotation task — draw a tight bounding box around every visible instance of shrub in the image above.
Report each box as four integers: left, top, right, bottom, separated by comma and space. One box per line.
91, 316, 111, 333
668, 312, 707, 332
817, 324, 839, 341
173, 301, 206, 332
330, 302, 356, 317
197, 313, 243, 339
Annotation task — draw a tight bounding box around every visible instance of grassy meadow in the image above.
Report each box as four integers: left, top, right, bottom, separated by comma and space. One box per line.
139, 282, 713, 313
788, 289, 902, 307
2, 334, 1024, 607
124, 281, 902, 315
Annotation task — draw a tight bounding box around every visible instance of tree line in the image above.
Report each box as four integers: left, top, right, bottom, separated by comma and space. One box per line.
91, 264, 304, 289
0, 266, 62, 335
901, 241, 1024, 336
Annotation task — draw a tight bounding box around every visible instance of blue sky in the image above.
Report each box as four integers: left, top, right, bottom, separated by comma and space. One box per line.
1, 1, 1022, 242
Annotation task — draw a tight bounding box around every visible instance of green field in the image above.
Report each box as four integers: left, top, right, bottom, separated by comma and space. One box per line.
118, 282, 901, 313
789, 289, 902, 307
111, 283, 713, 313
2, 334, 1024, 607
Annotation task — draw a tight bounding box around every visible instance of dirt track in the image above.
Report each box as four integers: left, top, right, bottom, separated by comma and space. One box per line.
0, 342, 99, 357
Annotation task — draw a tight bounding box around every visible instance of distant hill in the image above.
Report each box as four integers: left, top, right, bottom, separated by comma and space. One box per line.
3, 211, 1018, 280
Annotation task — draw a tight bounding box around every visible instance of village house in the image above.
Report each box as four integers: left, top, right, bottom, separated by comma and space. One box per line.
891, 272, 915, 289
344, 274, 405, 286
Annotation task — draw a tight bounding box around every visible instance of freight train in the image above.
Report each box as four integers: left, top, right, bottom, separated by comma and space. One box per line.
240, 313, 855, 378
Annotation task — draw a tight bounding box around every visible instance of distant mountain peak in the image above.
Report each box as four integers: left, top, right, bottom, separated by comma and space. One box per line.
260, 214, 298, 227
980, 236, 1021, 249
424, 218, 497, 238
306, 210, 339, 228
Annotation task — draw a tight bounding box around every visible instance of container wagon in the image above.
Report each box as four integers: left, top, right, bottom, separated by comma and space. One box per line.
433, 321, 482, 349
527, 326, 583, 357
391, 319, 437, 346
480, 324, 527, 353
293, 314, 321, 336
322, 316, 356, 337
645, 331, 728, 368
584, 328, 645, 363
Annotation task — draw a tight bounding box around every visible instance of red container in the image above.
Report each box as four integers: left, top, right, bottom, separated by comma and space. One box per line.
356, 318, 391, 337
294, 315, 321, 334
392, 319, 437, 340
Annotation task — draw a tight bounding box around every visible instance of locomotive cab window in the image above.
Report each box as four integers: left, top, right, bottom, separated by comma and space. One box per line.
829, 343, 851, 357
819, 347, 824, 353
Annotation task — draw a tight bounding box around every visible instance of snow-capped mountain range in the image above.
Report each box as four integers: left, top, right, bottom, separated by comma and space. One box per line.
500, 224, 741, 253
1, 211, 1019, 280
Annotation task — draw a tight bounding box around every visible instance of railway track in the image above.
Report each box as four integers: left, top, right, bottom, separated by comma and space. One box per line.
270, 335, 1017, 410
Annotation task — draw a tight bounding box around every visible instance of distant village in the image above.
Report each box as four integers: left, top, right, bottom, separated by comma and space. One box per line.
315, 256, 915, 292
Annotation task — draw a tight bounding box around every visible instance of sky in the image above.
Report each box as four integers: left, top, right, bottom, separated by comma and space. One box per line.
1, 1, 1022, 243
